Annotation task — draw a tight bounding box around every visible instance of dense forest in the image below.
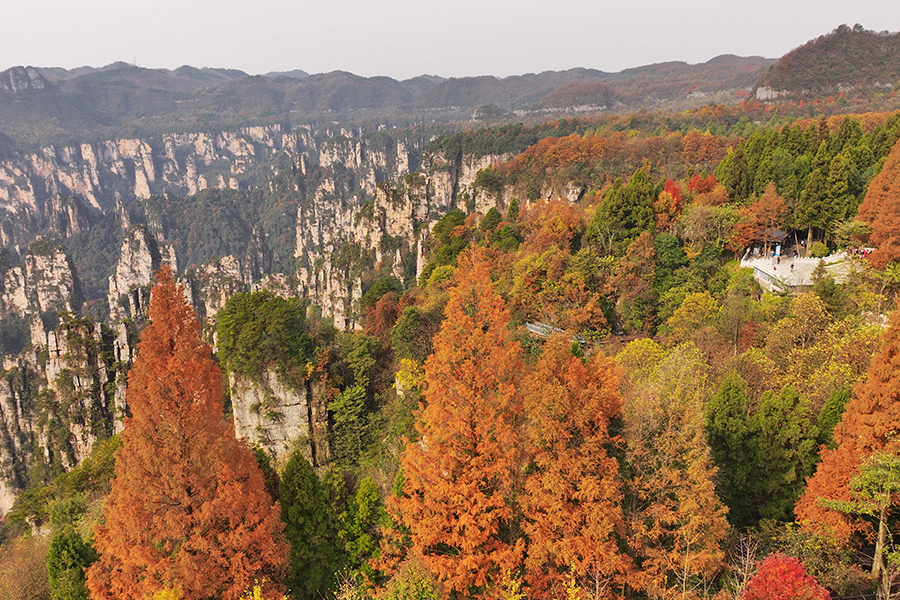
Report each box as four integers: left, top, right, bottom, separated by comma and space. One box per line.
8, 25, 900, 600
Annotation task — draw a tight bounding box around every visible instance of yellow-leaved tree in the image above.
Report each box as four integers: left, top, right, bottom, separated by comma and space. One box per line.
618, 342, 728, 599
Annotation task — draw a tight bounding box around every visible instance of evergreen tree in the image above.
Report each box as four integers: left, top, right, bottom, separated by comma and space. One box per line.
339, 477, 385, 584
708, 377, 818, 527
750, 387, 819, 523
46, 528, 96, 600
279, 450, 343, 600
825, 151, 856, 224
589, 168, 657, 251
704, 373, 754, 527
797, 167, 829, 248
86, 267, 287, 600
816, 388, 850, 449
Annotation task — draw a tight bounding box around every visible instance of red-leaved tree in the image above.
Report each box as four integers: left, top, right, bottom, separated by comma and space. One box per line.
86, 267, 288, 600
741, 554, 831, 600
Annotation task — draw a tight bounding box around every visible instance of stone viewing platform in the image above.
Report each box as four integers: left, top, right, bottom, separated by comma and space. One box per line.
740, 251, 859, 292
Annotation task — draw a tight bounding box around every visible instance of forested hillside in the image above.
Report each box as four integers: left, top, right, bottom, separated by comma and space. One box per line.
756, 24, 900, 95
5, 25, 900, 600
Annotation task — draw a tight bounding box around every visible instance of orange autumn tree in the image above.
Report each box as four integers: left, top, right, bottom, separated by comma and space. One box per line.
86, 267, 288, 600
520, 334, 631, 599
517, 199, 584, 254
796, 299, 900, 542
729, 182, 787, 255
391, 249, 525, 598
653, 180, 684, 234
858, 137, 900, 267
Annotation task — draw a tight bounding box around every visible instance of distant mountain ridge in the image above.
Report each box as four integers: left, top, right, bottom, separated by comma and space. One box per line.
7, 22, 900, 151
0, 55, 773, 148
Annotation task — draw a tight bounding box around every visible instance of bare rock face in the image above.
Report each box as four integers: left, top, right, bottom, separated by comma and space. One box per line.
229, 371, 329, 467
1, 237, 78, 318
107, 226, 176, 323
0, 121, 513, 331
292, 130, 513, 325
0, 313, 128, 516
0, 124, 298, 220
44, 316, 119, 463
0, 67, 49, 92
252, 273, 294, 297
0, 359, 35, 512
194, 256, 250, 345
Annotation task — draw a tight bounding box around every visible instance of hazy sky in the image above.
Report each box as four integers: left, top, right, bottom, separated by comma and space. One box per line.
4, 0, 900, 80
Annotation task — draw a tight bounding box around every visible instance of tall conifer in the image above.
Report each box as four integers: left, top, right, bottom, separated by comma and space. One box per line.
86, 268, 287, 600
857, 137, 900, 267
391, 249, 525, 599
279, 450, 343, 600
520, 334, 630, 598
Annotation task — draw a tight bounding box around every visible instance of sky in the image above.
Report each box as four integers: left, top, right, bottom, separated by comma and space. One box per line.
4, 0, 900, 80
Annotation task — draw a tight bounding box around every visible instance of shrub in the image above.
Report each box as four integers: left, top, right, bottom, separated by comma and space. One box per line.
809, 241, 829, 258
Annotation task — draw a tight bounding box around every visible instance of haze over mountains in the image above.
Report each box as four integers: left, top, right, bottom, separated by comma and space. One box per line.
0, 55, 775, 148
0, 24, 897, 152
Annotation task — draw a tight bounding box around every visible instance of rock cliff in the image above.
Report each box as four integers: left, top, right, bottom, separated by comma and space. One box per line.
0, 124, 295, 207
0, 314, 124, 515
0, 118, 522, 515
1, 236, 79, 319
0, 67, 49, 93
107, 226, 177, 323
229, 370, 330, 468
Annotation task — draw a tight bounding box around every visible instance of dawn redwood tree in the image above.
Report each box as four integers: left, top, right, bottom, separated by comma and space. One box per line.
520, 334, 631, 598
391, 249, 525, 599
86, 267, 288, 600
857, 136, 900, 267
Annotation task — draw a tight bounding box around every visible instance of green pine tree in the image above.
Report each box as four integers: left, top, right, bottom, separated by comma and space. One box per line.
46, 528, 97, 600
749, 387, 819, 523
704, 373, 755, 527
280, 450, 344, 599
